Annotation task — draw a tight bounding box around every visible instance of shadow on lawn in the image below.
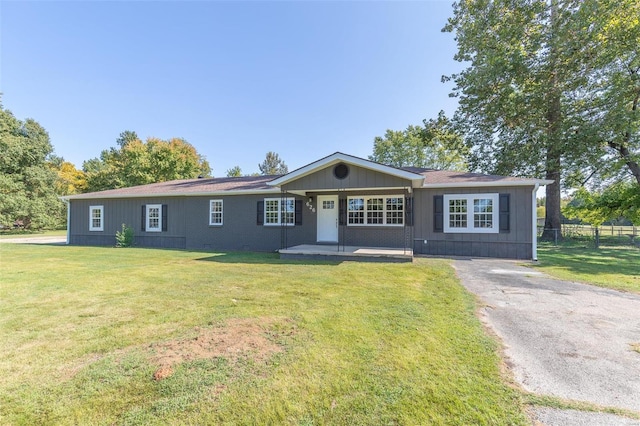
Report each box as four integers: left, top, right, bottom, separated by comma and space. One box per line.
195, 251, 341, 266
537, 245, 640, 278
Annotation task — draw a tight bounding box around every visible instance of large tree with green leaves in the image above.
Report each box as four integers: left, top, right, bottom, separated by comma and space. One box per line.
369, 112, 468, 170
444, 0, 639, 240
258, 151, 288, 175
0, 103, 64, 229
444, 0, 587, 240
571, 0, 640, 187
84, 132, 212, 192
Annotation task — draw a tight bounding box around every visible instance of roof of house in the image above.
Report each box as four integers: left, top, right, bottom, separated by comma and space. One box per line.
63, 152, 551, 200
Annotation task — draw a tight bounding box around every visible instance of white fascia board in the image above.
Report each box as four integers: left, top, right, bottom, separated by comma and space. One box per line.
268, 152, 425, 187
422, 179, 554, 189
62, 188, 282, 200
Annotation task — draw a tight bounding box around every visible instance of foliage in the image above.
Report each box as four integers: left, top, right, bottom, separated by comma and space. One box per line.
564, 183, 640, 226
115, 223, 135, 247
0, 246, 527, 424
258, 151, 288, 175
48, 155, 87, 195
83, 131, 212, 192
0, 103, 65, 229
443, 0, 639, 241
575, 0, 640, 186
226, 165, 242, 177
369, 112, 468, 170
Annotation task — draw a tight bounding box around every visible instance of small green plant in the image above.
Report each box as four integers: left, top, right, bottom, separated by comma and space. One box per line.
115, 223, 134, 247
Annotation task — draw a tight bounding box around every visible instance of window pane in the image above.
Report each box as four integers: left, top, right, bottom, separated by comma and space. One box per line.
148, 207, 160, 229
385, 197, 404, 225
473, 198, 493, 228
282, 199, 294, 225
348, 198, 364, 224
265, 199, 279, 224
210, 200, 222, 225
448, 199, 467, 228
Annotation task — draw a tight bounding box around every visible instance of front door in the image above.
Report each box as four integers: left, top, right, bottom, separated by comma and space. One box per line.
317, 195, 339, 243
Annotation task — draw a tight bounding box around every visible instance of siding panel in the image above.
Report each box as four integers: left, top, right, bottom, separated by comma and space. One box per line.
413, 186, 535, 259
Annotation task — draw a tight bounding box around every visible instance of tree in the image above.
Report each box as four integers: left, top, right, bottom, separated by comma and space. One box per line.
48, 155, 87, 196
369, 112, 468, 170
443, 0, 612, 241
226, 166, 242, 177
572, 0, 640, 186
116, 130, 139, 148
0, 103, 64, 229
565, 184, 640, 227
83, 134, 212, 192
258, 152, 288, 175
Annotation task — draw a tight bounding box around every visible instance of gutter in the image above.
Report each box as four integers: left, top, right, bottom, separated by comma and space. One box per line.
532, 183, 539, 260
61, 197, 70, 245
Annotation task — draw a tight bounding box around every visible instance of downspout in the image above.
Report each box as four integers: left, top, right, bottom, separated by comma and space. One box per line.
62, 197, 70, 245
532, 183, 539, 261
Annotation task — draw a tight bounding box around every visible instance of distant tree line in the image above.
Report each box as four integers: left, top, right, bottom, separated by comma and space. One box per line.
0, 99, 292, 229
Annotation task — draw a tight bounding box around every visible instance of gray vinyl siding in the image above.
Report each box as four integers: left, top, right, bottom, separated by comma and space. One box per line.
412, 186, 534, 259
69, 198, 187, 248
183, 195, 314, 251
69, 195, 314, 251
281, 164, 413, 192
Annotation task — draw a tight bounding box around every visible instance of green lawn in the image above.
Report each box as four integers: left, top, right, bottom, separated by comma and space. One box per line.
0, 244, 527, 425
534, 244, 640, 293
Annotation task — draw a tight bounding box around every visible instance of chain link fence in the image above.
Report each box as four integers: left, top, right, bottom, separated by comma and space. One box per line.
537, 224, 639, 247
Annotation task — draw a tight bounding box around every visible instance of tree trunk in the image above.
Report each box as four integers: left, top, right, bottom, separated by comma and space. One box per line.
541, 161, 562, 241
541, 0, 564, 242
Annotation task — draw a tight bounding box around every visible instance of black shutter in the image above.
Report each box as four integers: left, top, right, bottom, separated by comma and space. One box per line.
338, 198, 347, 226
405, 196, 413, 226
257, 201, 264, 225
141, 205, 146, 231
433, 195, 443, 233
295, 200, 303, 225
499, 194, 510, 232
162, 204, 168, 232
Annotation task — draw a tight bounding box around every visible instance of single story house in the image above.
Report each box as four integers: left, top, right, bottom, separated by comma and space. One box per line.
63, 152, 552, 260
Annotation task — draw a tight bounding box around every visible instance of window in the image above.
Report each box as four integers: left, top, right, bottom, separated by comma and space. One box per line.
146, 204, 162, 232
89, 205, 103, 231
347, 196, 404, 226
209, 200, 223, 226
322, 200, 335, 210
443, 194, 499, 233
264, 198, 295, 226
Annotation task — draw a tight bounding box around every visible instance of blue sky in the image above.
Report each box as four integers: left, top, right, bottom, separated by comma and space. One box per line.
1, 1, 461, 176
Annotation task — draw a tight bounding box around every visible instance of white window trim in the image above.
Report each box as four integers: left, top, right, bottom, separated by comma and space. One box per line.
443, 193, 499, 234
146, 204, 162, 232
89, 205, 104, 231
209, 199, 223, 226
264, 197, 295, 226
347, 195, 404, 227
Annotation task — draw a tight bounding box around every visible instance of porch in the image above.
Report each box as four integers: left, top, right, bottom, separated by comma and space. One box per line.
279, 244, 413, 263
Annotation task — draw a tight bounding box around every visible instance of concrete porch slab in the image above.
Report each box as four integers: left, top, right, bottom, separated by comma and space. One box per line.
279, 244, 413, 263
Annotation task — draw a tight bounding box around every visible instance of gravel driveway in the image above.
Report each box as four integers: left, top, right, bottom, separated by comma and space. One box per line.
453, 258, 640, 425
0, 236, 67, 245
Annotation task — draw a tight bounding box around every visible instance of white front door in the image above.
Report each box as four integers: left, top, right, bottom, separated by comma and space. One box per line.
317, 195, 339, 243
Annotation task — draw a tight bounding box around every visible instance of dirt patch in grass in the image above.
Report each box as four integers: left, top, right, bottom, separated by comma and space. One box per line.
149, 317, 294, 380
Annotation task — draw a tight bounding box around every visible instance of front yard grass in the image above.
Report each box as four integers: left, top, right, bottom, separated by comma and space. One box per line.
0, 244, 527, 425
534, 243, 640, 293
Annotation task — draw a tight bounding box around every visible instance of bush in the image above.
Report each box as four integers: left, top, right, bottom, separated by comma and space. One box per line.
115, 224, 134, 247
